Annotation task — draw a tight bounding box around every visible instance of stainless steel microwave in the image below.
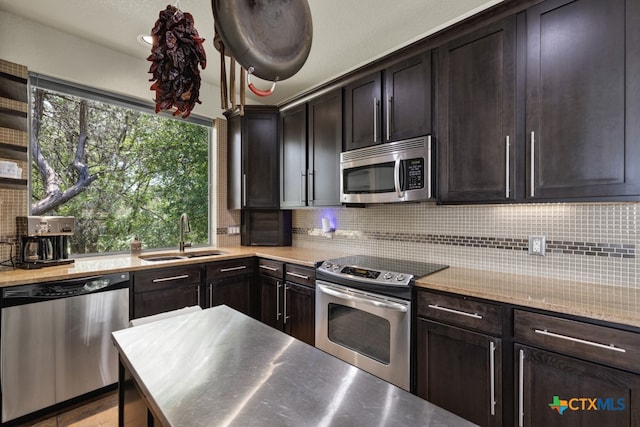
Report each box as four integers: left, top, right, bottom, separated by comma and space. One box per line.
340, 136, 432, 204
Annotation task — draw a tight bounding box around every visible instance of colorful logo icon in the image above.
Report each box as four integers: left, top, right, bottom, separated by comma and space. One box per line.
549, 395, 569, 414
549, 395, 626, 414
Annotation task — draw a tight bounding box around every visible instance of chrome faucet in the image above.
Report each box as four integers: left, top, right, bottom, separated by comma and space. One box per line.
179, 213, 191, 252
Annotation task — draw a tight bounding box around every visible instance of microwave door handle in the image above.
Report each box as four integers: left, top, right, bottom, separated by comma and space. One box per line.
318, 284, 408, 312
394, 158, 404, 198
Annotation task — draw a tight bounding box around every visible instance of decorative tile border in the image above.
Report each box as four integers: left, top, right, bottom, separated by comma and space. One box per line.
292, 228, 636, 259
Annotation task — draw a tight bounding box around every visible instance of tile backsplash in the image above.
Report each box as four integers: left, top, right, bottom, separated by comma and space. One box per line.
292, 202, 639, 288
4, 108, 638, 292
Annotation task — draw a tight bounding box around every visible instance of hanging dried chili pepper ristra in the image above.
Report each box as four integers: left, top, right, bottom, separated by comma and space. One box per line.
147, 5, 206, 118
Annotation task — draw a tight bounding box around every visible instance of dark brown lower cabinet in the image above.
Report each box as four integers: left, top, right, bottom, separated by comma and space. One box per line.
131, 266, 202, 320
208, 276, 253, 316
206, 257, 257, 318
515, 344, 640, 427
260, 274, 284, 330
258, 259, 315, 346
416, 318, 502, 427
284, 282, 315, 346
133, 284, 200, 320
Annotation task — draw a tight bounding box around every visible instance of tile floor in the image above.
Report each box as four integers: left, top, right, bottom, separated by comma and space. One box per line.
17, 392, 117, 427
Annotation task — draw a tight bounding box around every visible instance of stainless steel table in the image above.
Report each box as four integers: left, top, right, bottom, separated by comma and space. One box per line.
112, 305, 477, 427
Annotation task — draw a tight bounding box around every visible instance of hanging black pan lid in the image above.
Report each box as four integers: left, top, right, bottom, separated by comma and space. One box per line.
211, 0, 313, 82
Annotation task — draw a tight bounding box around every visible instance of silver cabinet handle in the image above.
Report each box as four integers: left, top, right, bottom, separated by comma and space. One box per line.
318, 284, 408, 312
286, 271, 309, 280
427, 304, 483, 319
259, 264, 278, 272
530, 131, 535, 197
308, 170, 315, 202
427, 135, 432, 199
220, 265, 247, 273
242, 173, 247, 206
209, 283, 213, 308
534, 329, 627, 353
519, 349, 525, 427
276, 281, 282, 321
489, 341, 496, 416
301, 170, 306, 204
373, 98, 378, 143
505, 135, 510, 199
386, 95, 393, 141
152, 274, 189, 283
283, 284, 290, 323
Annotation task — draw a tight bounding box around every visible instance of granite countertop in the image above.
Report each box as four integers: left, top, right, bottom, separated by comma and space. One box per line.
0, 246, 345, 287
1, 245, 638, 329
112, 305, 477, 427
416, 267, 640, 329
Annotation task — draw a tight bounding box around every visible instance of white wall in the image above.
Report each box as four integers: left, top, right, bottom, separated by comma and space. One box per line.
0, 10, 224, 119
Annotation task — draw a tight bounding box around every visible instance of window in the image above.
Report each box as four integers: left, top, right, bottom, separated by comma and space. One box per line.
29, 75, 212, 255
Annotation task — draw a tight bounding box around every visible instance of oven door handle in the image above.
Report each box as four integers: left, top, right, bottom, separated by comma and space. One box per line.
317, 284, 408, 313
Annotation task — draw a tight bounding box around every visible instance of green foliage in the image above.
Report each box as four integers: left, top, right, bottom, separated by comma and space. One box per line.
31, 89, 211, 254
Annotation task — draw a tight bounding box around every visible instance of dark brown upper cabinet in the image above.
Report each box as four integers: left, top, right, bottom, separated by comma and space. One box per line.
280, 104, 307, 207
280, 89, 342, 208
227, 106, 280, 209
344, 52, 431, 151
525, 0, 640, 201
437, 17, 517, 203
307, 90, 343, 206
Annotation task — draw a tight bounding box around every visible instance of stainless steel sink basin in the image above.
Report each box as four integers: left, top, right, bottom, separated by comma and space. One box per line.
139, 250, 227, 262
140, 255, 186, 261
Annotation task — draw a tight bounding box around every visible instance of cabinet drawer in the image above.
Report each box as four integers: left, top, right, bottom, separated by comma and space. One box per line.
285, 264, 315, 287
133, 266, 202, 293
417, 291, 502, 335
514, 310, 640, 374
206, 257, 255, 280
257, 258, 284, 279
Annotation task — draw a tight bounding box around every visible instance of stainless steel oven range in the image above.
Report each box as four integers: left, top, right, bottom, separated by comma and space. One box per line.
315, 255, 447, 391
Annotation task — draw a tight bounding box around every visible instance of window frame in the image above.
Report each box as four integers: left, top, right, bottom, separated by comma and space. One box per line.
28, 73, 214, 255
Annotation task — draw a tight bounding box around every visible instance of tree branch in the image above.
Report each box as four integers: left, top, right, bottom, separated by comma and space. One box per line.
32, 96, 99, 215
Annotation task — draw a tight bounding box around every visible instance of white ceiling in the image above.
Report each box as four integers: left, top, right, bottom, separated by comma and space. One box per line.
0, 0, 501, 105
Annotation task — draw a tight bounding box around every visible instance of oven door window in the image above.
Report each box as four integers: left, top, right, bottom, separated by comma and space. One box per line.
327, 303, 390, 364
343, 162, 395, 194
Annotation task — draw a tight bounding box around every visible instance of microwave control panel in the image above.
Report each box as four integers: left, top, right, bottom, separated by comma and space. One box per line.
404, 158, 424, 190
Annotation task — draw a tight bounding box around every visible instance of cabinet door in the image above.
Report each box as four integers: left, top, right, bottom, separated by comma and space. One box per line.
209, 275, 255, 318
284, 282, 315, 346
515, 344, 640, 427
344, 72, 383, 150
526, 0, 640, 200
227, 113, 243, 209
384, 52, 431, 142
438, 17, 516, 203
243, 110, 280, 208
308, 89, 342, 206
133, 284, 200, 319
416, 318, 502, 427
259, 274, 284, 330
280, 104, 307, 208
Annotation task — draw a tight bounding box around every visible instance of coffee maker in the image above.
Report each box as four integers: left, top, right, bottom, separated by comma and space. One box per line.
16, 216, 75, 269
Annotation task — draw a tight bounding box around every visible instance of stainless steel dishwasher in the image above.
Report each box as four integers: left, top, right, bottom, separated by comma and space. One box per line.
1, 272, 129, 423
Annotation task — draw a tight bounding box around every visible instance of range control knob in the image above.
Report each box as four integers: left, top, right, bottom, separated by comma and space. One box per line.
383, 272, 393, 280
323, 262, 333, 269
332, 264, 341, 271
396, 274, 405, 281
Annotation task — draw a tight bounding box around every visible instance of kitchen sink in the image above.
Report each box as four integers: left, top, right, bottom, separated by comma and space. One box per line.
140, 255, 186, 261
139, 250, 227, 262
